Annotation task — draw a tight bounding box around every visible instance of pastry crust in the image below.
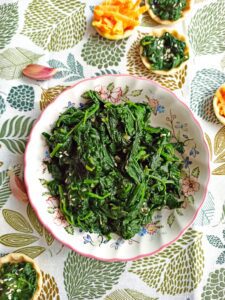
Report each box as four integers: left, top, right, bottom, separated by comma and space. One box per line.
95, 27, 133, 40
145, 0, 193, 25
140, 28, 190, 75
0, 253, 42, 300
213, 84, 225, 125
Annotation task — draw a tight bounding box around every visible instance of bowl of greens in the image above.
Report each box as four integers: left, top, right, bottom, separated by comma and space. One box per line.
24, 75, 210, 261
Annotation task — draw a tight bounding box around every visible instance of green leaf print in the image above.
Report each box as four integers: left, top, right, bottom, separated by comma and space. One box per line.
207, 230, 225, 264
22, 0, 86, 52
7, 85, 35, 112
81, 34, 127, 69
167, 211, 175, 227
207, 235, 224, 248
216, 251, 225, 264
13, 246, 45, 258
2, 209, 33, 233
105, 289, 158, 300
0, 3, 18, 49
131, 90, 143, 97
95, 69, 119, 76
27, 205, 54, 245
192, 167, 200, 178
48, 53, 84, 82
129, 228, 204, 295
0, 48, 43, 80
214, 126, 225, 156
44, 229, 54, 246
0, 165, 20, 209
0, 95, 6, 116
0, 233, 38, 247
193, 191, 215, 226
201, 268, 225, 300
190, 69, 225, 123
27, 203, 43, 236
64, 251, 126, 300
188, 1, 225, 55
0, 170, 10, 209
0, 115, 35, 154
39, 271, 60, 300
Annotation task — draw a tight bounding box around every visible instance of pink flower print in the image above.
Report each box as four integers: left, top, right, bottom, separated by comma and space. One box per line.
95, 85, 123, 103
145, 221, 162, 235
108, 87, 123, 103
95, 86, 108, 100
46, 196, 59, 209
182, 177, 200, 197
147, 97, 159, 115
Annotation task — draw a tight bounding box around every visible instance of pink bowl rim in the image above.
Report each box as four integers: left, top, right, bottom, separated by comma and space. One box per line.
24, 74, 211, 262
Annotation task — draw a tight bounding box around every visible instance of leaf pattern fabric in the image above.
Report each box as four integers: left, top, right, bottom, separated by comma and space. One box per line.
7, 85, 35, 112
0, 116, 35, 154
188, 0, 225, 55
105, 289, 158, 300
0, 96, 6, 116
129, 229, 204, 295
0, 0, 225, 299
0, 3, 18, 49
22, 0, 86, 51
39, 271, 60, 300
64, 251, 125, 299
201, 269, 225, 300
190, 69, 225, 123
0, 48, 43, 80
81, 34, 127, 68
48, 53, 84, 82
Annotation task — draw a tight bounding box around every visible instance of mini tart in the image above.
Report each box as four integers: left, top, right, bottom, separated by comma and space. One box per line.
145, 0, 192, 25
140, 29, 190, 75
95, 27, 134, 40
213, 84, 225, 125
0, 253, 42, 300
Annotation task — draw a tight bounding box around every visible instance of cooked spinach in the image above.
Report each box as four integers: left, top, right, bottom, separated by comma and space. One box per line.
43, 90, 183, 239
141, 32, 188, 71
0, 262, 37, 300
149, 0, 187, 21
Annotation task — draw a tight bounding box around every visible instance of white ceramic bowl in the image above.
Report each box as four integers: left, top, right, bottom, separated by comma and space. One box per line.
24, 75, 210, 261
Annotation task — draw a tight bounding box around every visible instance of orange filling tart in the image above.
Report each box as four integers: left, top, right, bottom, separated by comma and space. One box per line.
216, 86, 225, 117
92, 0, 147, 40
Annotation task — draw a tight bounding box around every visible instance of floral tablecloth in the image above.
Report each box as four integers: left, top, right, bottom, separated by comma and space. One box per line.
1, 0, 225, 299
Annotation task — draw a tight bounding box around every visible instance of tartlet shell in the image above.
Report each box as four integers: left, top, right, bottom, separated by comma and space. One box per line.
140, 28, 190, 75
145, 0, 193, 25
0, 253, 42, 300
95, 27, 133, 40
213, 84, 225, 125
